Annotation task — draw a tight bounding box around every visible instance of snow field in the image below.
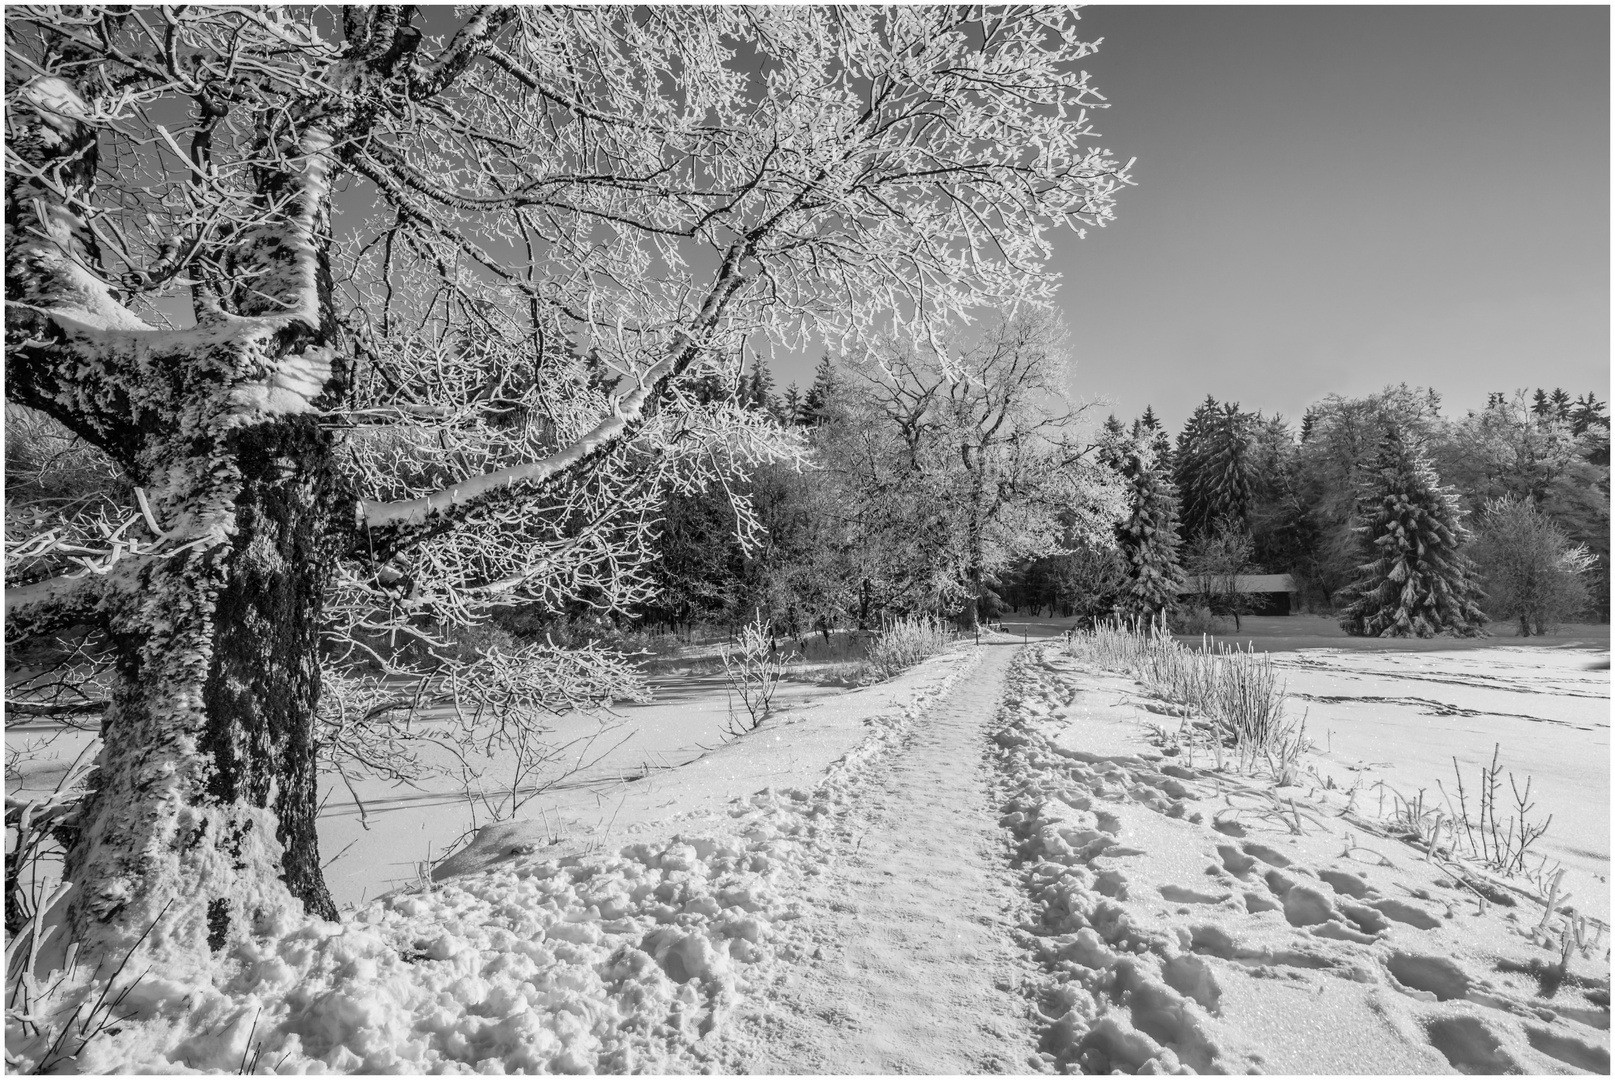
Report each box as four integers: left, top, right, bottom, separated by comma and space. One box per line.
34, 643, 981, 1074
990, 642, 1611, 1074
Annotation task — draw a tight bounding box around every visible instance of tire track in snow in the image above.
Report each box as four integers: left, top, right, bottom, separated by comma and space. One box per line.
726, 640, 1045, 1074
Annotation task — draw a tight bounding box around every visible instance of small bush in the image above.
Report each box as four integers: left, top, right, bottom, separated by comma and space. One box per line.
865, 617, 952, 680
720, 617, 785, 732
1168, 604, 1221, 636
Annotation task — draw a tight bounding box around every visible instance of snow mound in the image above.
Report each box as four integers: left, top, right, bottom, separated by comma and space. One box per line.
17, 645, 977, 1074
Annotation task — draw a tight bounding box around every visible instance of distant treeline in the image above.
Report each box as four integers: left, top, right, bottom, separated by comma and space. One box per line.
603, 357, 1609, 637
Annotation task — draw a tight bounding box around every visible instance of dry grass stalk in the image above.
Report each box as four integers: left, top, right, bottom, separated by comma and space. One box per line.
1066, 618, 1307, 782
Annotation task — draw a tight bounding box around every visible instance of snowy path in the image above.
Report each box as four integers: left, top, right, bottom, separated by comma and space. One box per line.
726, 640, 1043, 1073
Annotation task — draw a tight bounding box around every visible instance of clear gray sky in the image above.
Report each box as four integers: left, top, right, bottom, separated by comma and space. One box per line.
1045, 5, 1610, 431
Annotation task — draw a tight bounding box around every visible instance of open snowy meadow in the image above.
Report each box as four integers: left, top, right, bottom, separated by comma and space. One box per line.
8, 619, 1608, 1073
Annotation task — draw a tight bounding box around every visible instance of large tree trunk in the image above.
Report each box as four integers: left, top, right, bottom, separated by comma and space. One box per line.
66, 418, 342, 957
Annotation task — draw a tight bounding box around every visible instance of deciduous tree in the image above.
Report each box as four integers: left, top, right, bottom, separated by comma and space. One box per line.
843, 313, 1125, 628
4, 4, 1130, 958
1468, 496, 1594, 636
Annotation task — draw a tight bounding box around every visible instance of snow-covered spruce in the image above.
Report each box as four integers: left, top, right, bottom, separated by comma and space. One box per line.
17, 646, 977, 1074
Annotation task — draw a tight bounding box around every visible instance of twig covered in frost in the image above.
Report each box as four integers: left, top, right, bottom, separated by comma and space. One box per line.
721, 616, 786, 733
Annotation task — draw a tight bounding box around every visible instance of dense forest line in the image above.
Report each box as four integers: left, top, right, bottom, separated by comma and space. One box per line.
585, 337, 1610, 640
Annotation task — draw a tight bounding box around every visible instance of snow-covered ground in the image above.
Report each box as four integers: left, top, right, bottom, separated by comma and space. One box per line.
991, 641, 1608, 1073
6, 619, 1609, 1073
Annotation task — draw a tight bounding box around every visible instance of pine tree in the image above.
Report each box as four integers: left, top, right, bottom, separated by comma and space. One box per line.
1299, 406, 1319, 444
1571, 391, 1608, 437
802, 354, 838, 426
747, 356, 778, 414
1176, 397, 1256, 540
781, 383, 804, 426
1119, 448, 1186, 621
1174, 395, 1219, 536
1106, 428, 1185, 622
1338, 426, 1487, 638
1131, 405, 1172, 467
1200, 402, 1257, 532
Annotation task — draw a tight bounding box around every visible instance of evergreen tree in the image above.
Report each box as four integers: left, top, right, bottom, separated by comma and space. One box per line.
1338, 426, 1487, 638
1130, 405, 1172, 466
1571, 391, 1609, 437
1200, 402, 1257, 532
1299, 406, 1319, 444
1177, 398, 1256, 540
781, 383, 804, 426
1108, 429, 1185, 622
641, 486, 747, 629
1247, 413, 1315, 580
747, 356, 778, 414
1174, 395, 1220, 536
802, 354, 838, 426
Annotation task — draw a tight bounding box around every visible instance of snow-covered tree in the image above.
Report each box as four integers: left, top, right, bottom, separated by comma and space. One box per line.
801, 356, 840, 428
1101, 427, 1184, 623
1434, 390, 1610, 621
1337, 427, 1487, 638
843, 313, 1126, 628
1293, 384, 1447, 603
4, 5, 1131, 958
1183, 517, 1259, 631
1131, 405, 1173, 468
780, 384, 805, 428
1468, 496, 1595, 636
1175, 399, 1257, 540
811, 376, 969, 623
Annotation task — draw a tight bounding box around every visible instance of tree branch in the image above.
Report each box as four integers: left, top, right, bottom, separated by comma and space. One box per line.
3, 562, 140, 642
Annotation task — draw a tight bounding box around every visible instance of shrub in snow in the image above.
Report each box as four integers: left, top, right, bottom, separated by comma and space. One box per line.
865, 617, 953, 680
1337, 426, 1487, 638
721, 618, 786, 731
